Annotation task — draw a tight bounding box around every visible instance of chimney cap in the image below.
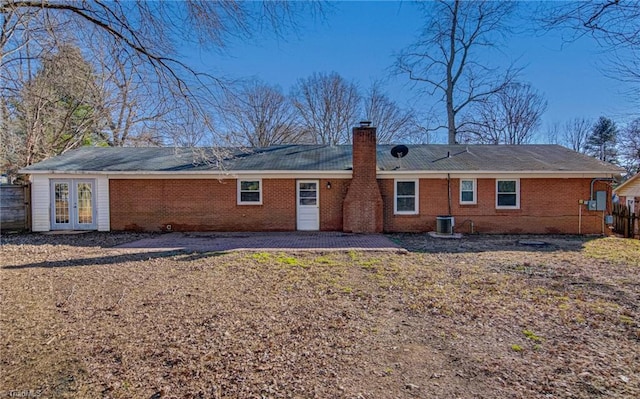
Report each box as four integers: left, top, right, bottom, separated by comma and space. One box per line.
359, 121, 372, 128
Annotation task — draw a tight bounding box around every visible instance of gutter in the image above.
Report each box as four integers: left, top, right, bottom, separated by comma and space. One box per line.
19, 169, 622, 179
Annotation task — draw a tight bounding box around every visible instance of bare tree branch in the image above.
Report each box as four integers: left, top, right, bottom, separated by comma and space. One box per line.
220, 80, 305, 147
460, 82, 547, 145
363, 82, 418, 143
290, 72, 360, 145
396, 0, 518, 144
0, 0, 323, 166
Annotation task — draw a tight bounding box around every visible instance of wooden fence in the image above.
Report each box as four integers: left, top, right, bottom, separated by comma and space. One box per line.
0, 184, 30, 232
612, 202, 638, 239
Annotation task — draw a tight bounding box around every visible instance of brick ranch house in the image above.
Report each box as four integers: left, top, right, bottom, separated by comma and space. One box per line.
20, 124, 623, 234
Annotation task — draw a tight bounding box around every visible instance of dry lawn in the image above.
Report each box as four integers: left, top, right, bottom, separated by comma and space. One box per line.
1, 233, 639, 398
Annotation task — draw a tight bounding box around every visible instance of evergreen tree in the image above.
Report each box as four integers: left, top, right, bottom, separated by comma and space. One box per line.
585, 116, 618, 163
14, 44, 104, 166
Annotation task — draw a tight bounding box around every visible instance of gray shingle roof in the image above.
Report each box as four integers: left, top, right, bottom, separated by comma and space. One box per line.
20, 144, 623, 173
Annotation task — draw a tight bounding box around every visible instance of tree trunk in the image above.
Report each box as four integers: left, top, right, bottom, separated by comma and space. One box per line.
446, 0, 459, 145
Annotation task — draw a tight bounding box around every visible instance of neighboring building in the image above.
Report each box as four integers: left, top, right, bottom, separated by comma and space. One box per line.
614, 173, 640, 214
19, 124, 623, 234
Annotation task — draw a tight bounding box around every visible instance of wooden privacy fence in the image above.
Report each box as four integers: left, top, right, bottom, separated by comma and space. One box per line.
612, 202, 638, 239
0, 184, 30, 231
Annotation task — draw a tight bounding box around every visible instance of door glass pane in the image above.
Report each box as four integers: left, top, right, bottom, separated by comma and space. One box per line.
54, 183, 70, 224
76, 183, 93, 224
299, 182, 317, 205
299, 191, 316, 198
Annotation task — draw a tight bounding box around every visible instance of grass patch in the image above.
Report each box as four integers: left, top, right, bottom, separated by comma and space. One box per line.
583, 237, 640, 265
510, 344, 523, 352
251, 252, 272, 262
523, 329, 544, 343
276, 254, 304, 267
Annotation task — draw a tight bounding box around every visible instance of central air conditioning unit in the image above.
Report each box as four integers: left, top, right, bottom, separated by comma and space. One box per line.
436, 216, 455, 235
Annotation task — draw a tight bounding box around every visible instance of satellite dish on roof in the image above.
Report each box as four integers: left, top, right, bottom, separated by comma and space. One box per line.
391, 145, 409, 158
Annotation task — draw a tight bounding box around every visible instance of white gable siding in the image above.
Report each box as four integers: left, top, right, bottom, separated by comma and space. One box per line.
96, 176, 110, 231
28, 174, 110, 232
30, 175, 51, 232
616, 176, 640, 197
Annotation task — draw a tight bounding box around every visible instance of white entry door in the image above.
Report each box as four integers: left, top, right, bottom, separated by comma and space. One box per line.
297, 180, 319, 231
51, 179, 96, 230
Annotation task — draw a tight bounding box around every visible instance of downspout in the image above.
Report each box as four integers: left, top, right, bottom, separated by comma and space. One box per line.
590, 178, 616, 201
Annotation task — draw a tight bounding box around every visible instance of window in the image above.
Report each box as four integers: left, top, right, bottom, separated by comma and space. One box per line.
238, 179, 262, 205
460, 179, 476, 205
394, 179, 418, 215
496, 179, 519, 209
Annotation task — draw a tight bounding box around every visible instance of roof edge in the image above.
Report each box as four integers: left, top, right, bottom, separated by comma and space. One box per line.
613, 172, 640, 193
21, 169, 621, 179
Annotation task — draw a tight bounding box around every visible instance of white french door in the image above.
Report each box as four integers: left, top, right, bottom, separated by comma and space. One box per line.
296, 180, 319, 231
51, 179, 96, 230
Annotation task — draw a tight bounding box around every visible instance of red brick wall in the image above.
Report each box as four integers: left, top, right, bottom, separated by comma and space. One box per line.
380, 178, 611, 234
319, 179, 349, 231
110, 178, 350, 232
110, 177, 610, 234
343, 126, 383, 233
110, 179, 297, 232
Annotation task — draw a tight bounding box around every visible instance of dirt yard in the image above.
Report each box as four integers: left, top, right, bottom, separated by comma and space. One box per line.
1, 232, 638, 398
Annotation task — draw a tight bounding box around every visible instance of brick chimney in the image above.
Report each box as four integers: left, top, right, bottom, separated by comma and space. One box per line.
343, 122, 383, 233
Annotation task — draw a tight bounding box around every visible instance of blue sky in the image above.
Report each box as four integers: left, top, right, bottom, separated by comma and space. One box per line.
192, 1, 635, 143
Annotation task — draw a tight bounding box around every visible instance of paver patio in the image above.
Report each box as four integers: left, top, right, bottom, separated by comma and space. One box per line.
113, 231, 405, 252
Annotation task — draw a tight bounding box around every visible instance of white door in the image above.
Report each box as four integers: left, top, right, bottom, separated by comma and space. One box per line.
297, 180, 319, 231
51, 179, 96, 230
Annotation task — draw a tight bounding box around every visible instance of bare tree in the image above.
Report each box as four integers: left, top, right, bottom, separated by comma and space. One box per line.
618, 118, 640, 174
0, 1, 321, 150
561, 117, 592, 153
221, 80, 304, 147
91, 44, 167, 147
545, 121, 561, 145
290, 72, 361, 145
537, 1, 640, 87
396, 0, 519, 144
461, 82, 547, 145
363, 83, 418, 143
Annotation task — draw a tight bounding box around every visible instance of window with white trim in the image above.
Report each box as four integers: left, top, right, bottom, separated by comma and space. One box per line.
496, 179, 519, 209
238, 179, 262, 205
460, 178, 476, 205
394, 179, 419, 215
